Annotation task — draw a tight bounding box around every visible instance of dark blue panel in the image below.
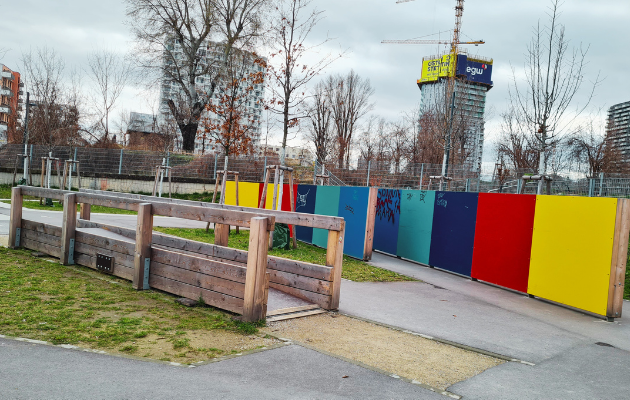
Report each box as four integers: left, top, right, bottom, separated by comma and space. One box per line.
429, 192, 479, 276
338, 186, 370, 259
373, 189, 401, 255
456, 54, 493, 85
295, 185, 317, 243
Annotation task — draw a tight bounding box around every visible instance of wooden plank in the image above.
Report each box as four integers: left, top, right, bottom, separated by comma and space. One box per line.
75, 193, 141, 212
151, 202, 275, 231
266, 309, 326, 322
268, 282, 331, 309
74, 253, 134, 281
150, 261, 245, 299
80, 189, 344, 231
363, 187, 378, 261
73, 242, 135, 269
80, 203, 91, 220
9, 187, 22, 249
243, 217, 269, 322
22, 219, 62, 237
268, 269, 332, 295
266, 304, 320, 317
214, 223, 230, 247
607, 198, 630, 318
19, 186, 70, 200
61, 193, 77, 265
75, 230, 136, 257
327, 222, 346, 310
21, 229, 61, 248
153, 233, 249, 264
267, 256, 332, 281
21, 237, 61, 259
152, 247, 247, 283
133, 203, 153, 290
149, 274, 243, 315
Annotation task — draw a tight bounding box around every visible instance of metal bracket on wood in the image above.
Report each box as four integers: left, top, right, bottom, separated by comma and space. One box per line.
143, 258, 150, 290
15, 228, 21, 248
68, 238, 75, 265
96, 253, 114, 274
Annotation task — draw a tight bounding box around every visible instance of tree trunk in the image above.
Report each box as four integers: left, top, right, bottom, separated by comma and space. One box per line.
180, 123, 198, 153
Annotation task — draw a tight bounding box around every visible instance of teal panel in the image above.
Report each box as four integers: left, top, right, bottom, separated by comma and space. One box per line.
397, 190, 435, 264
312, 186, 341, 248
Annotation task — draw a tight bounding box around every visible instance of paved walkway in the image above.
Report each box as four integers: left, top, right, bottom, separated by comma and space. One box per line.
337, 253, 630, 399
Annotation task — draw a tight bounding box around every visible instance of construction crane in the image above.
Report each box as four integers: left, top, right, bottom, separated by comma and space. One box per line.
383, 0, 484, 184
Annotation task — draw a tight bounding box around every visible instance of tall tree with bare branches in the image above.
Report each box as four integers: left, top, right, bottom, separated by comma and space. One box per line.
509, 0, 599, 175
266, 0, 340, 165
125, 0, 268, 152
304, 80, 334, 164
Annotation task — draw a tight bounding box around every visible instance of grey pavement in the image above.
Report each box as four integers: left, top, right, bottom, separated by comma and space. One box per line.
0, 338, 443, 399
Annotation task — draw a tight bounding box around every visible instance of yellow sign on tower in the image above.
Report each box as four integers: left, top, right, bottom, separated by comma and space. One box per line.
418, 53, 456, 83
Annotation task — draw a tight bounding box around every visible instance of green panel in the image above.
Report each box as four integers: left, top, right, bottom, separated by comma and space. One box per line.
312, 186, 341, 248
397, 190, 435, 264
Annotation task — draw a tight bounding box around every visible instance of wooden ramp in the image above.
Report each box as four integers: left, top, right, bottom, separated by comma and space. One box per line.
266, 288, 325, 322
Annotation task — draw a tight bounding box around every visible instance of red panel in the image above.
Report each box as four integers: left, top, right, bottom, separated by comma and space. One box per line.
256, 183, 298, 237
471, 193, 536, 293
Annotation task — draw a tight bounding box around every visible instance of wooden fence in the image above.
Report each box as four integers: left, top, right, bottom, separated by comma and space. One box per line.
78, 189, 346, 310
9, 186, 346, 319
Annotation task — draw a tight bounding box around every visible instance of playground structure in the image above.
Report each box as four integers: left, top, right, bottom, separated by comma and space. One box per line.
9, 186, 347, 321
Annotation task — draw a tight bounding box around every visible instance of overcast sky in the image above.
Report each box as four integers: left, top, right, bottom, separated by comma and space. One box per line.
2, 0, 629, 161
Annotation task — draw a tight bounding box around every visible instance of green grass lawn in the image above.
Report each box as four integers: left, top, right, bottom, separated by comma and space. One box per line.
0, 247, 270, 364
1, 200, 138, 215
153, 227, 415, 283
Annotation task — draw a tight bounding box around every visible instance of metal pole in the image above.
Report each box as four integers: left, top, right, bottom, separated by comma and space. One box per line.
588, 178, 594, 197
366, 160, 371, 187
419, 163, 424, 190
23, 92, 31, 180
442, 91, 456, 178
213, 155, 218, 180
264, 156, 268, 181
158, 158, 165, 197
46, 152, 52, 189
313, 161, 317, 185
118, 149, 123, 175
465, 178, 470, 192
599, 172, 604, 197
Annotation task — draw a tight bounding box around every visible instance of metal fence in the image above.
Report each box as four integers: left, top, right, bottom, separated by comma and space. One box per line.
3, 144, 630, 198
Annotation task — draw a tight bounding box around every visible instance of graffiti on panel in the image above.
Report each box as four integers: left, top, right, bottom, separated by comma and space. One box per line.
296, 189, 310, 211
376, 189, 401, 224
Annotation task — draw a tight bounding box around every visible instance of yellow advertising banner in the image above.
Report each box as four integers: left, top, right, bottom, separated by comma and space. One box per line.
419, 53, 456, 83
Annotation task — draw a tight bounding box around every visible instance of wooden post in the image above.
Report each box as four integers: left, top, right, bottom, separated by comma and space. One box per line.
207, 171, 222, 232
259, 167, 270, 208
80, 203, 91, 220
214, 223, 230, 247
607, 198, 630, 320
269, 167, 279, 249
61, 161, 68, 191
9, 187, 23, 249
326, 221, 345, 310
243, 217, 270, 322
152, 166, 160, 196
363, 187, 378, 260
60, 193, 77, 265
288, 171, 297, 249
133, 203, 153, 290
76, 161, 81, 190
220, 169, 228, 205
235, 172, 240, 234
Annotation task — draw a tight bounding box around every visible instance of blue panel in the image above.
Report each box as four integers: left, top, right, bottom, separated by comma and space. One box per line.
312, 186, 341, 248
456, 54, 493, 85
338, 186, 370, 259
429, 192, 479, 276
397, 190, 435, 264
373, 189, 401, 255
295, 185, 317, 243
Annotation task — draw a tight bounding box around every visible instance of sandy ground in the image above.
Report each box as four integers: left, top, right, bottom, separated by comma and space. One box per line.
264, 313, 504, 390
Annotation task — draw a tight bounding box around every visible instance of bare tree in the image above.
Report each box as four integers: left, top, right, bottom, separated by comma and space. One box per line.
86, 49, 133, 144
569, 121, 626, 177
304, 80, 334, 164
266, 0, 340, 165
509, 0, 600, 175
496, 109, 540, 173
327, 70, 374, 168
125, 0, 268, 152
20, 47, 83, 149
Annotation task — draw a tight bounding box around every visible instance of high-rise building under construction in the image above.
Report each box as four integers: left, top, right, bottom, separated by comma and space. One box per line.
417, 53, 493, 172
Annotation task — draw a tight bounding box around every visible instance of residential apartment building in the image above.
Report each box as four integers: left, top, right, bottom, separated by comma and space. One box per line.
0, 64, 23, 145
264, 145, 314, 166
158, 39, 265, 154
606, 101, 630, 163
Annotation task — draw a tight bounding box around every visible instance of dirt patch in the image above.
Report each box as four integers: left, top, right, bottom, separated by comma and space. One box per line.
263, 313, 503, 390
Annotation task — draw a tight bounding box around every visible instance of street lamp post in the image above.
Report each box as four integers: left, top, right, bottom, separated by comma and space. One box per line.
22, 92, 37, 181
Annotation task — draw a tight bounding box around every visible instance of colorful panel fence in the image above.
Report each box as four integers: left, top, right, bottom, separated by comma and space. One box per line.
373, 189, 401, 256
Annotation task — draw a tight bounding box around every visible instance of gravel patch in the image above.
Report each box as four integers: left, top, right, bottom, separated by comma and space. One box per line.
264, 313, 504, 390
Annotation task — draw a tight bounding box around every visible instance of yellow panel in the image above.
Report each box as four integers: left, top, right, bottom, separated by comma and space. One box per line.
264, 184, 281, 210
223, 181, 260, 208
528, 196, 617, 316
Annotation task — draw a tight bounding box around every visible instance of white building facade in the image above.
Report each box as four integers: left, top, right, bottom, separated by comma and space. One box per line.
159, 39, 265, 154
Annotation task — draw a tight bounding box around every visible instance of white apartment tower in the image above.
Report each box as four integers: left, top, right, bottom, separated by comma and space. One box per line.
159, 39, 265, 154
